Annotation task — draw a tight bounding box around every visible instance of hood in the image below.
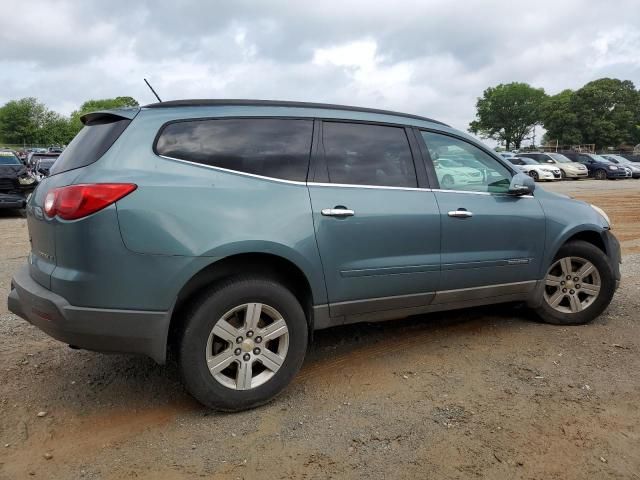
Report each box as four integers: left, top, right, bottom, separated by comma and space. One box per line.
0, 164, 26, 177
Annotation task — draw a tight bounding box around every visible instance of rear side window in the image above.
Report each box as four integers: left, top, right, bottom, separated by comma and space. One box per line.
50, 116, 131, 176
155, 118, 313, 182
322, 122, 417, 188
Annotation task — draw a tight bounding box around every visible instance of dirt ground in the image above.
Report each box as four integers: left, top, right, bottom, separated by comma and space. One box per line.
1, 180, 639, 480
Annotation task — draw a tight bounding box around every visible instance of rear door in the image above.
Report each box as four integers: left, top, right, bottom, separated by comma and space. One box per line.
418, 130, 546, 301
308, 121, 440, 320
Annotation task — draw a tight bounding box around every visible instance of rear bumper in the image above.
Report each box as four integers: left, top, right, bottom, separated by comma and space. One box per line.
0, 193, 26, 209
8, 264, 170, 363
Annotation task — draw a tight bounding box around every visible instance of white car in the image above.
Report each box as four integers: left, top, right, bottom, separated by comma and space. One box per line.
433, 158, 484, 188
508, 157, 561, 181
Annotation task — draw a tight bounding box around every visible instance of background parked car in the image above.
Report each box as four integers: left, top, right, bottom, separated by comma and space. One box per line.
506, 156, 561, 181
26, 152, 59, 172
432, 157, 485, 188
562, 152, 628, 180
34, 157, 57, 180
602, 155, 640, 178
0, 149, 36, 211
518, 152, 588, 179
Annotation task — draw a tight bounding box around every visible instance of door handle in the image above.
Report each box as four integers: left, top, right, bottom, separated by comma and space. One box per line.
321, 207, 355, 217
448, 209, 473, 218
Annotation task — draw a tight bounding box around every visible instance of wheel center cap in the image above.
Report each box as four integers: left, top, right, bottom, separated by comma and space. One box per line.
566, 280, 575, 289
241, 339, 255, 352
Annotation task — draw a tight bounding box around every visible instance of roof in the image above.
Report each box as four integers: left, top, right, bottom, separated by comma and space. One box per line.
143, 99, 448, 126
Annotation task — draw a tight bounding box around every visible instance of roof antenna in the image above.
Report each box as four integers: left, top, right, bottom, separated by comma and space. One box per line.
144, 78, 162, 102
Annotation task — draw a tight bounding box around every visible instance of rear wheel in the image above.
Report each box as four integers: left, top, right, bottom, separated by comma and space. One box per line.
535, 241, 615, 325
441, 175, 454, 188
178, 277, 308, 411
594, 169, 607, 180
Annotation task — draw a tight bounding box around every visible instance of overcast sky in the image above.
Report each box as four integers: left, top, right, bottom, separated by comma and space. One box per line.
1, 0, 639, 136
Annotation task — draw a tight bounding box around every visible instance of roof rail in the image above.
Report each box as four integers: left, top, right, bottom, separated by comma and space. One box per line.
143, 99, 448, 126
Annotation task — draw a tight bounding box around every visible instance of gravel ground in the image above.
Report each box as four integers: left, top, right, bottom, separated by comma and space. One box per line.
1, 180, 639, 479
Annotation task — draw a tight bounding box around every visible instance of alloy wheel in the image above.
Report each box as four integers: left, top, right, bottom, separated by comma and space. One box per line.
543, 256, 601, 314
205, 303, 289, 390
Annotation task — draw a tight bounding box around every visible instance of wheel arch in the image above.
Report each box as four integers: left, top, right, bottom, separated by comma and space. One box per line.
167, 251, 319, 356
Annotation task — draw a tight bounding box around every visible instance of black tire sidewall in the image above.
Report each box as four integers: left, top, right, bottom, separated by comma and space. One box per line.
535, 241, 616, 325
178, 278, 308, 411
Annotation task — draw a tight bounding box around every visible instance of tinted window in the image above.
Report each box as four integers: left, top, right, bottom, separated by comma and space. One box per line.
322, 122, 417, 187
421, 131, 512, 193
50, 116, 130, 175
156, 118, 313, 182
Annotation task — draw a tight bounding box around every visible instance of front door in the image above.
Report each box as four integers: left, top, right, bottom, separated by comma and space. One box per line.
308, 121, 441, 319
418, 130, 546, 300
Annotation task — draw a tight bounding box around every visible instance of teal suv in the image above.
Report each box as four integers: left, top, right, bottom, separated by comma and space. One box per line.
8, 100, 621, 410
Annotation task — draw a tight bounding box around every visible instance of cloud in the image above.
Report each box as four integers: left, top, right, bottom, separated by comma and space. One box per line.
1, 0, 639, 138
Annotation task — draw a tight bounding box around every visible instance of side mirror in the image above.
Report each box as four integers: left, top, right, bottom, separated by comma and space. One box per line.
508, 173, 535, 196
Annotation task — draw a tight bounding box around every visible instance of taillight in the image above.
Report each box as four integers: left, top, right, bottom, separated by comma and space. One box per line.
43, 184, 137, 220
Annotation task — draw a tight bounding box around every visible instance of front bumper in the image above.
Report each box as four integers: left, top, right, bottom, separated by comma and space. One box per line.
605, 170, 628, 178
0, 192, 26, 209
8, 265, 170, 363
603, 230, 622, 286
563, 169, 588, 178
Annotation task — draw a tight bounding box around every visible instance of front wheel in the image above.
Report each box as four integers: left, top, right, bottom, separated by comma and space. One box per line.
178, 277, 308, 411
594, 169, 607, 180
560, 169, 567, 179
529, 170, 539, 181
534, 241, 616, 325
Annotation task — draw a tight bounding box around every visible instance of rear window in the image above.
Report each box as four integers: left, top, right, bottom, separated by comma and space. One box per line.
155, 118, 313, 182
50, 116, 131, 175
0, 152, 21, 165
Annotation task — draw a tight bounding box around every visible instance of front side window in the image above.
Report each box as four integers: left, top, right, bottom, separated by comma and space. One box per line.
421, 131, 512, 193
322, 122, 417, 188
156, 118, 313, 182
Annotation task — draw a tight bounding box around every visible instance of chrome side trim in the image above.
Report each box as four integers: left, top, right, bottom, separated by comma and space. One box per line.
431, 280, 536, 305
158, 154, 534, 198
309, 182, 430, 192
157, 155, 308, 186
329, 291, 436, 317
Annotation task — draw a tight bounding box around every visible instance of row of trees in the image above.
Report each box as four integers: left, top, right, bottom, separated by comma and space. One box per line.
469, 78, 640, 150
0, 96, 139, 147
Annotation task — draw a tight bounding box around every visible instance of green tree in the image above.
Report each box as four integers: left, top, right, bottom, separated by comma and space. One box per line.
572, 78, 640, 149
469, 82, 547, 150
0, 97, 49, 145
541, 89, 583, 146
68, 96, 139, 136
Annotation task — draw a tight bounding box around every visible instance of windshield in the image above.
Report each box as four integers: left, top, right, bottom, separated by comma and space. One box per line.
588, 154, 613, 164
605, 155, 629, 164
38, 160, 55, 168
549, 153, 572, 163
518, 157, 539, 165
0, 152, 21, 165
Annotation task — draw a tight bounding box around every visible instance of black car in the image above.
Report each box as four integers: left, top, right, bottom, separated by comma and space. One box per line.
562, 152, 628, 180
0, 150, 36, 210
27, 152, 59, 171
34, 157, 57, 177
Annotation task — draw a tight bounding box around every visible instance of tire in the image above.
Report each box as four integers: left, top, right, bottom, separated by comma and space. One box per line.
178, 277, 308, 411
529, 170, 539, 181
534, 240, 616, 325
441, 175, 454, 188
560, 170, 566, 180
594, 169, 607, 180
